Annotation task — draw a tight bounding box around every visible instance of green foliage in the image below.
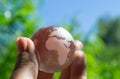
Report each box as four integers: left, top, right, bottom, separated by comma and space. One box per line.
0, 0, 39, 79
84, 16, 120, 79
97, 16, 120, 79
55, 72, 61, 79
98, 16, 120, 45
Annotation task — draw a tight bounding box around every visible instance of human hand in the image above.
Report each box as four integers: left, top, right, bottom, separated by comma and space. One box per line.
37, 40, 86, 79
59, 40, 86, 79
10, 37, 38, 79
11, 37, 86, 79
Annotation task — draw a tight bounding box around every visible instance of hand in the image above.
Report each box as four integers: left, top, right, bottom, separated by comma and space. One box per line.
10, 37, 38, 79
11, 37, 86, 79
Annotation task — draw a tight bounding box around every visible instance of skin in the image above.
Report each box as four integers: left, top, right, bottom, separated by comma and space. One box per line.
11, 37, 86, 79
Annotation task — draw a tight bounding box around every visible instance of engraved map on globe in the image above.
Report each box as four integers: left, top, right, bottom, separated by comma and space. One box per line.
45, 27, 73, 65
32, 26, 75, 72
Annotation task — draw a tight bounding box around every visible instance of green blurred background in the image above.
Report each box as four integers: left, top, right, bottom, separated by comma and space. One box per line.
0, 0, 120, 79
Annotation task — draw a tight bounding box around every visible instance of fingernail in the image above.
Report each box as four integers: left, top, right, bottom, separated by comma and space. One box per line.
26, 38, 35, 53
17, 37, 27, 53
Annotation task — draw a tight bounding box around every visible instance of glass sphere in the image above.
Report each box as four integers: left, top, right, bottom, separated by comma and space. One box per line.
32, 26, 75, 73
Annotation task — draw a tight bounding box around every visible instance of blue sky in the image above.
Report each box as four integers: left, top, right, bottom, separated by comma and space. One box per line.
40, 0, 120, 34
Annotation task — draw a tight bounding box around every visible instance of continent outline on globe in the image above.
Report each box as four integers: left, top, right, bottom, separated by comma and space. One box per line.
32, 26, 75, 73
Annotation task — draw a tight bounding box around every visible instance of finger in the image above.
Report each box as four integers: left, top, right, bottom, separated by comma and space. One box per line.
70, 51, 86, 79
59, 65, 71, 79
17, 37, 27, 53
74, 40, 83, 51
60, 40, 85, 79
37, 70, 55, 79
60, 51, 86, 79
11, 56, 38, 79
18, 37, 55, 79
17, 37, 38, 66
17, 37, 35, 53
26, 38, 35, 53
11, 37, 38, 79
14, 37, 38, 78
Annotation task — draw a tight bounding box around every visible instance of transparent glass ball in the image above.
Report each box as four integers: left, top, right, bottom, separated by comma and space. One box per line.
32, 26, 75, 73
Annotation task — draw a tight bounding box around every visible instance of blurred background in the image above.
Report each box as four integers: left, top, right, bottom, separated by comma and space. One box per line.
0, 0, 120, 79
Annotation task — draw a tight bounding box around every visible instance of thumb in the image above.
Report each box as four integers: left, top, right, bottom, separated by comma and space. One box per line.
11, 37, 38, 79
17, 37, 38, 66
17, 37, 34, 53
